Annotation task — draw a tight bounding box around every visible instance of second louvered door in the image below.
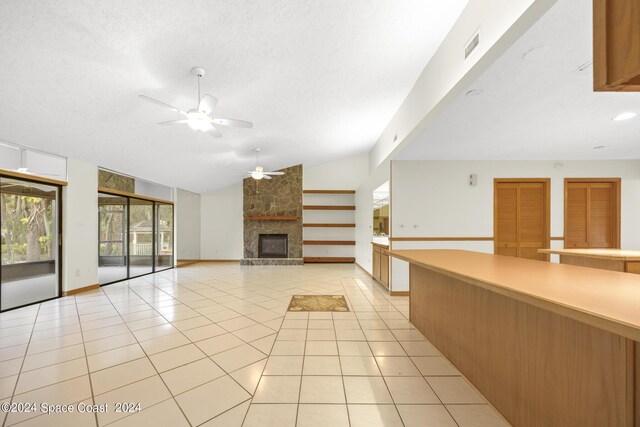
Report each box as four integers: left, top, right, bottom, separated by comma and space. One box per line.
565, 180, 619, 248
495, 180, 550, 261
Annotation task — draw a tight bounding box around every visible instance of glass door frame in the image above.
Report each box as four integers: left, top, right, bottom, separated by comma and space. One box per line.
155, 203, 174, 273
98, 189, 174, 285
98, 192, 130, 286
0, 172, 63, 312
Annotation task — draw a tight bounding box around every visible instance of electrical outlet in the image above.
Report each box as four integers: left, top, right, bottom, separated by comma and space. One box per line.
75, 269, 80, 278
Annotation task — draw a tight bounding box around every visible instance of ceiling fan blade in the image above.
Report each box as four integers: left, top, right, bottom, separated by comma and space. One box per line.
138, 95, 185, 115
264, 172, 285, 175
207, 125, 223, 138
198, 94, 218, 115
158, 119, 188, 125
211, 118, 253, 128
263, 175, 272, 180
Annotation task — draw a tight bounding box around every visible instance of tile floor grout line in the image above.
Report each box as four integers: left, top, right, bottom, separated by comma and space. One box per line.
2, 304, 40, 427
122, 273, 271, 425
72, 294, 100, 427
99, 283, 195, 427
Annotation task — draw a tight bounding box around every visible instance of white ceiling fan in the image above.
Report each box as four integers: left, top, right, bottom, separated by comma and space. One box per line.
139, 67, 253, 137
247, 149, 284, 180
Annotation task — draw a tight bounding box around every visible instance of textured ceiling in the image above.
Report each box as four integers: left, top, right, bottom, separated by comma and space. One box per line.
0, 0, 468, 192
397, 0, 640, 161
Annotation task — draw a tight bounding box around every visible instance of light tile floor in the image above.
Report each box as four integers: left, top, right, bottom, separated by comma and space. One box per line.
0, 263, 510, 427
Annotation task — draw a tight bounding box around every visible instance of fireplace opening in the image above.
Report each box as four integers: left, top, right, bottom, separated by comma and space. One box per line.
258, 234, 288, 258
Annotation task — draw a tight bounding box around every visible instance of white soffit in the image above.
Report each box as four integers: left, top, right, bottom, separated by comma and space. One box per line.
0, 0, 468, 192
397, 0, 640, 161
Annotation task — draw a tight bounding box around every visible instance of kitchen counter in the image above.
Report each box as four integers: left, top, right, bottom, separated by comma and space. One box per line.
539, 248, 640, 274
390, 249, 640, 426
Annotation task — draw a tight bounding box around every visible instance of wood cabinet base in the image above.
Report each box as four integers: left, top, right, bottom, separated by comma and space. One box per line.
409, 264, 638, 426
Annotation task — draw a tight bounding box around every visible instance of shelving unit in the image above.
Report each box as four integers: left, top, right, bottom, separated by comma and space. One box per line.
302, 190, 356, 264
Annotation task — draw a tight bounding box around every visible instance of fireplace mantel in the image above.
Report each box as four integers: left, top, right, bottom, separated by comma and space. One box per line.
245, 216, 299, 221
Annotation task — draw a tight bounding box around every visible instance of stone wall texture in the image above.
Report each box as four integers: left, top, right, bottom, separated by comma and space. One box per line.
243, 164, 303, 263
98, 170, 135, 193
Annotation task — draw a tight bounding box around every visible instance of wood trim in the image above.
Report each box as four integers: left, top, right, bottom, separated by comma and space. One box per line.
564, 177, 623, 183
0, 169, 68, 186
303, 205, 355, 210
63, 284, 99, 296
391, 237, 493, 242
564, 178, 621, 249
303, 190, 355, 194
303, 240, 355, 245
97, 187, 174, 204
593, 0, 640, 91
494, 178, 551, 261
303, 257, 355, 263
593, 0, 608, 90
176, 260, 201, 268
392, 236, 564, 242
303, 223, 355, 228
245, 216, 299, 221
492, 178, 552, 183
390, 291, 409, 296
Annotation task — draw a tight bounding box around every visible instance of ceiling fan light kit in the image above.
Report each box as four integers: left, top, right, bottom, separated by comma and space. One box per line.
248, 148, 285, 181
139, 67, 253, 137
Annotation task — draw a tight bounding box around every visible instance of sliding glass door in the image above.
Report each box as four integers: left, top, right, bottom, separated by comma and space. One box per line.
98, 191, 174, 285
1, 177, 60, 311
155, 203, 174, 271
98, 193, 128, 285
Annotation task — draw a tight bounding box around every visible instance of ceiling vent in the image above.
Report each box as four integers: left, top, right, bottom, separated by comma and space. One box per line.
465, 32, 480, 59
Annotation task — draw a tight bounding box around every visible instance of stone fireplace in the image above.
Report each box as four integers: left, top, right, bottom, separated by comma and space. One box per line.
241, 164, 303, 266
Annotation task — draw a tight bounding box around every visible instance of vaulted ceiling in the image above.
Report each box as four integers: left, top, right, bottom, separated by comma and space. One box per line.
0, 0, 468, 192
398, 0, 640, 162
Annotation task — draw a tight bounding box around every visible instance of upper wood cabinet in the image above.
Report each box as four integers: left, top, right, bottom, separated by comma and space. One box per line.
494, 179, 550, 261
564, 178, 620, 248
593, 0, 640, 91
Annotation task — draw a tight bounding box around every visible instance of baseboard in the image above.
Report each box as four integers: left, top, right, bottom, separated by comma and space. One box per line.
63, 284, 100, 296
177, 259, 240, 268
390, 291, 410, 296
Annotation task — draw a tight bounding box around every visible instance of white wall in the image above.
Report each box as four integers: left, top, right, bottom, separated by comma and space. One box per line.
370, 0, 557, 168
302, 155, 368, 260
303, 154, 369, 190
62, 158, 98, 292
200, 184, 243, 260
389, 160, 640, 291
135, 179, 174, 202
176, 189, 201, 260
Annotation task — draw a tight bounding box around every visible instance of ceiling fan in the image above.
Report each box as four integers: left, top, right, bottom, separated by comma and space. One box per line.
247, 149, 284, 180
139, 67, 253, 137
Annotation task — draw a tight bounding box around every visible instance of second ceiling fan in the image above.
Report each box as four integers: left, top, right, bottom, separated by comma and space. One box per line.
139, 67, 253, 137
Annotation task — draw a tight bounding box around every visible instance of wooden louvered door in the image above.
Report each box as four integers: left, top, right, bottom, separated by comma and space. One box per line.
564, 179, 620, 248
494, 179, 550, 261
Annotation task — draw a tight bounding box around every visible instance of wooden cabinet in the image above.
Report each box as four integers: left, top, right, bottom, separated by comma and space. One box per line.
494, 179, 550, 261
372, 244, 389, 289
594, 0, 640, 91
380, 252, 390, 288
564, 179, 620, 248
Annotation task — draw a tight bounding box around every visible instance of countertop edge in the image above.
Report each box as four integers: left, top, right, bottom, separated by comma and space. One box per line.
390, 250, 640, 342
